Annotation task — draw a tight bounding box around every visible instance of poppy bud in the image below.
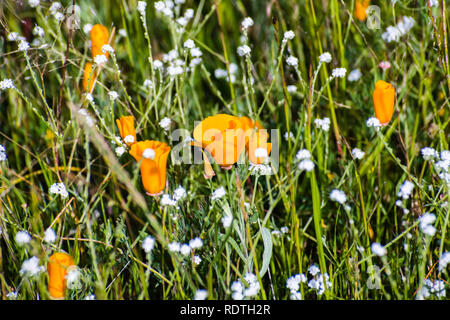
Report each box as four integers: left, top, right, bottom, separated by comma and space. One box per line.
372, 80, 395, 126
116, 116, 137, 146
90, 24, 109, 59
47, 252, 75, 300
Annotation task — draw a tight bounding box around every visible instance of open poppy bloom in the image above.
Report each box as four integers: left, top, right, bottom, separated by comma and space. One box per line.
82, 62, 95, 92
116, 116, 137, 146
354, 0, 370, 21
90, 24, 110, 59
193, 114, 247, 169
372, 80, 395, 126
47, 252, 75, 300
129, 140, 171, 196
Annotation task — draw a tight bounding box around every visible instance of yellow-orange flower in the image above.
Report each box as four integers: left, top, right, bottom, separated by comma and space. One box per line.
193, 114, 246, 168
90, 24, 109, 59
355, 0, 370, 21
129, 140, 171, 196
248, 130, 272, 165
82, 62, 95, 92
372, 80, 395, 126
47, 252, 75, 300
116, 116, 137, 146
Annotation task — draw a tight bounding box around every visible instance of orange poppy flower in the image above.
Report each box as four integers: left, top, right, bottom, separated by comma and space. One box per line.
82, 62, 95, 92
372, 80, 395, 126
354, 0, 370, 21
116, 116, 137, 146
47, 252, 75, 300
193, 114, 246, 168
90, 24, 109, 59
248, 129, 272, 165
129, 140, 171, 196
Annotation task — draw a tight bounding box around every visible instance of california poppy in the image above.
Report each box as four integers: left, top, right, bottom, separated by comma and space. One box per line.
82, 62, 95, 92
116, 116, 137, 146
47, 252, 75, 300
355, 0, 370, 21
372, 80, 395, 126
129, 140, 171, 196
90, 24, 109, 59
193, 114, 246, 168
247, 129, 272, 165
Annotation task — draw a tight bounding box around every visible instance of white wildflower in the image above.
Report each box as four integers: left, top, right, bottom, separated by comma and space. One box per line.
184, 39, 195, 49
366, 117, 381, 128
194, 289, 208, 300
180, 244, 191, 256
190, 47, 202, 58
438, 252, 450, 272
371, 242, 387, 257
44, 228, 57, 243
173, 186, 187, 201
221, 215, 233, 228
168, 241, 181, 252
283, 30, 295, 41
101, 44, 114, 54
211, 186, 226, 200
421, 147, 438, 161
286, 55, 298, 67
142, 236, 155, 253
419, 213, 436, 236
108, 91, 119, 101
160, 194, 177, 206
331, 67, 347, 78
298, 159, 315, 172
20, 256, 44, 277
352, 148, 365, 160
83, 24, 93, 34
296, 149, 311, 160
0, 79, 15, 90
18, 40, 30, 52
287, 85, 297, 93
319, 52, 332, 63
308, 264, 320, 276
189, 237, 203, 249
241, 17, 254, 30
348, 69, 362, 82
49, 182, 69, 199
0, 144, 7, 161
237, 45, 251, 57
33, 26, 44, 37
397, 180, 414, 199
137, 1, 147, 16
329, 189, 347, 204
28, 0, 40, 8
193, 255, 202, 265
159, 117, 172, 132
123, 135, 135, 144
142, 148, 156, 160
94, 54, 108, 65
314, 117, 331, 131
15, 231, 31, 245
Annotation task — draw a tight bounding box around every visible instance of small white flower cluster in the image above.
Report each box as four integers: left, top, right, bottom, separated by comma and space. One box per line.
49, 182, 69, 199
108, 91, 119, 101
397, 180, 414, 199
0, 144, 7, 161
33, 26, 44, 38
0, 79, 15, 91
417, 279, 446, 300
194, 289, 208, 300
20, 256, 45, 277
348, 69, 362, 82
167, 237, 203, 256
78, 108, 95, 127
241, 17, 254, 31
422, 148, 450, 185
249, 163, 272, 176
237, 44, 251, 57
183, 39, 202, 67
351, 148, 365, 160
102, 44, 115, 55
221, 215, 233, 228
286, 85, 297, 93
382, 16, 415, 43
211, 186, 226, 200
371, 242, 387, 257
438, 252, 450, 272
284, 131, 294, 141
160, 186, 187, 207
66, 267, 81, 289
215, 63, 238, 83
319, 52, 332, 63
162, 49, 185, 77
329, 189, 347, 204
314, 117, 331, 132
142, 235, 155, 253
44, 228, 57, 243
83, 24, 93, 34
28, 0, 40, 8
331, 67, 347, 79
137, 1, 147, 17
282, 30, 295, 43
143, 79, 153, 89
231, 273, 261, 299
419, 213, 436, 237
421, 147, 439, 160
295, 148, 314, 172
366, 117, 381, 129
112, 136, 126, 157
18, 40, 30, 52
15, 231, 32, 246
286, 55, 298, 67
286, 274, 307, 300
175, 8, 195, 29
49, 2, 65, 22
155, 1, 175, 18
307, 265, 332, 296
159, 117, 172, 132
94, 54, 108, 65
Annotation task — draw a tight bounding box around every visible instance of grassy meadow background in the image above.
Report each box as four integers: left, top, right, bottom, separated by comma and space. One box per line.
0, 0, 449, 300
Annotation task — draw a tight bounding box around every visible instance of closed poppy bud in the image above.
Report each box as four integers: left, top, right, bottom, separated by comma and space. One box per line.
129, 140, 171, 196
355, 0, 370, 21
372, 80, 395, 126
47, 252, 75, 300
90, 24, 109, 59
193, 114, 246, 168
82, 62, 95, 92
116, 116, 137, 146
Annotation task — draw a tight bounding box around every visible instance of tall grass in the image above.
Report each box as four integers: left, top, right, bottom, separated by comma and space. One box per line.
0, 0, 448, 300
